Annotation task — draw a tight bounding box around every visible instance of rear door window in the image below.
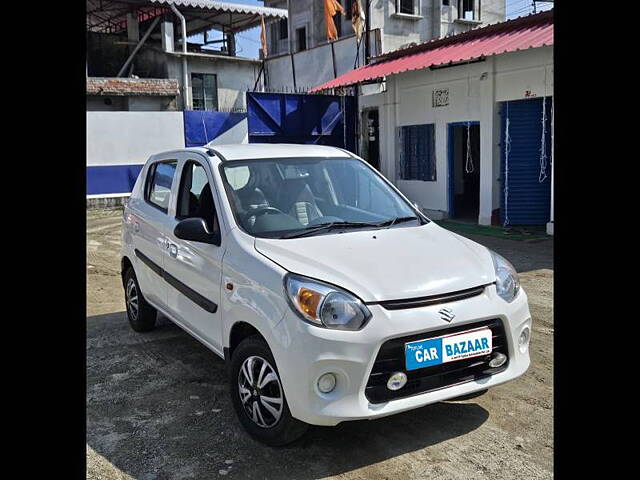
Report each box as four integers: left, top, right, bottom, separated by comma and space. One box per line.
146, 160, 178, 212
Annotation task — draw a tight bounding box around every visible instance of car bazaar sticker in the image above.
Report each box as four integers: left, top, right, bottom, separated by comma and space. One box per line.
405, 327, 492, 371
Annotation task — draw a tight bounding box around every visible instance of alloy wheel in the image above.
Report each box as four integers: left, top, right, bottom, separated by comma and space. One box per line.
237, 355, 284, 428
126, 277, 139, 321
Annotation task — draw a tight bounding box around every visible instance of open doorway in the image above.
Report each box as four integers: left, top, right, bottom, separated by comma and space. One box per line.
361, 109, 380, 171
448, 122, 480, 222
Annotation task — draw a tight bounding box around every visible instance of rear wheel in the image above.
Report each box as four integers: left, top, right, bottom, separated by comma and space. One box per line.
124, 268, 157, 332
229, 335, 308, 446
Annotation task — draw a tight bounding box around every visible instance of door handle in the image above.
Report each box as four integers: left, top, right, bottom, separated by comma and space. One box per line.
133, 222, 140, 232
169, 244, 178, 258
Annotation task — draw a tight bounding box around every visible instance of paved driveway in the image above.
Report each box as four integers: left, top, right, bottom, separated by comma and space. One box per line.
87, 209, 553, 480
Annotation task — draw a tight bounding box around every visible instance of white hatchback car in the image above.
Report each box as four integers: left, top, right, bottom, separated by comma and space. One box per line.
121, 143, 531, 446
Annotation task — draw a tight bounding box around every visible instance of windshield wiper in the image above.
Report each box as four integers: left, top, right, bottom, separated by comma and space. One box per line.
281, 221, 379, 239
375, 216, 420, 228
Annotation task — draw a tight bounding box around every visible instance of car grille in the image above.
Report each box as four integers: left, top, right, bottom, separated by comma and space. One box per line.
365, 318, 509, 404
378, 284, 488, 310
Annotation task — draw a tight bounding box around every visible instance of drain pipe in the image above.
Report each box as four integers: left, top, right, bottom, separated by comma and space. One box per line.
170, 4, 190, 109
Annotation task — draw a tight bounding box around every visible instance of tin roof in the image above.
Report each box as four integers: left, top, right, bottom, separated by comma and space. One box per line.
150, 0, 287, 18
309, 10, 553, 93
87, 0, 287, 35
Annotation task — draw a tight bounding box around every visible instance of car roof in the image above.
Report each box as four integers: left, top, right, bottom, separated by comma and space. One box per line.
202, 143, 352, 161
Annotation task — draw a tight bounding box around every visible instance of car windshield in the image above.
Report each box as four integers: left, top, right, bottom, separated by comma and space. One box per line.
220, 157, 426, 239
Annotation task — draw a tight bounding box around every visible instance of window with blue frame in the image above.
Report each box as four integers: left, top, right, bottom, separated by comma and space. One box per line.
399, 124, 436, 181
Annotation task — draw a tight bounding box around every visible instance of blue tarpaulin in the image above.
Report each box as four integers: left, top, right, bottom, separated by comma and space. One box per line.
183, 110, 247, 147
247, 92, 357, 152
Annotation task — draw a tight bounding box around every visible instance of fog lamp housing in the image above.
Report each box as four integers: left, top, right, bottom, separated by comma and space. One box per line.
317, 373, 337, 393
489, 352, 507, 368
387, 372, 407, 391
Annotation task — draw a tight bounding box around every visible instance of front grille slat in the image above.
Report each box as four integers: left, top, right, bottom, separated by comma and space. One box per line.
377, 284, 489, 310
365, 318, 509, 404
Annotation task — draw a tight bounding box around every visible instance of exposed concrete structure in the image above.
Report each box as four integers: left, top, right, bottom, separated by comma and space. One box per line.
263, 0, 504, 90
86, 77, 180, 111
266, 0, 504, 54
86, 0, 287, 111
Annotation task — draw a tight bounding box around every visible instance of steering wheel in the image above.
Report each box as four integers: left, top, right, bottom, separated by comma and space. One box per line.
242, 206, 285, 223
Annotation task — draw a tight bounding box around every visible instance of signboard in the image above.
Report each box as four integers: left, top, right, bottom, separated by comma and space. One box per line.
432, 88, 449, 107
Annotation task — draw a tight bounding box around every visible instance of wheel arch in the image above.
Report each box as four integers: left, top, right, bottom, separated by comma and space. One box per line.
121, 255, 134, 286
225, 321, 270, 363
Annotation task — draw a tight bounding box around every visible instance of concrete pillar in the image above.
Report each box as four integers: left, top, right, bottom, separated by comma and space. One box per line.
161, 21, 175, 53
126, 13, 139, 44
287, 0, 293, 54
478, 60, 496, 226
227, 33, 236, 56
386, 77, 399, 184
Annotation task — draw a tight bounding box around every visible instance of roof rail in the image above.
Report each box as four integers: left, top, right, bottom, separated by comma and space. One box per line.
205, 147, 229, 162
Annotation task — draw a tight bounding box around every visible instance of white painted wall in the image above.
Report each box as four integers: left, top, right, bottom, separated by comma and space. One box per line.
166, 55, 261, 111
86, 112, 185, 166
358, 46, 553, 225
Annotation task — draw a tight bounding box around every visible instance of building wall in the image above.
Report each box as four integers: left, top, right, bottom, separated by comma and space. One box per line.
265, 33, 371, 91
166, 55, 261, 111
87, 31, 260, 112
358, 46, 552, 225
86, 95, 178, 112
440, 0, 505, 38
266, 0, 290, 55
86, 96, 129, 111
87, 111, 249, 197
86, 112, 185, 196
265, 0, 505, 55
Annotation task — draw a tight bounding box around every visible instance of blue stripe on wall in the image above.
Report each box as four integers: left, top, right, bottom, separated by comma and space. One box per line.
87, 164, 144, 195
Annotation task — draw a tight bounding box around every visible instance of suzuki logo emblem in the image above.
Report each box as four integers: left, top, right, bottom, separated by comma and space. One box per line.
438, 307, 455, 323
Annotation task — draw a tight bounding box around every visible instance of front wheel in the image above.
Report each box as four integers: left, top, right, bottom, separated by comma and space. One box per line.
229, 335, 308, 446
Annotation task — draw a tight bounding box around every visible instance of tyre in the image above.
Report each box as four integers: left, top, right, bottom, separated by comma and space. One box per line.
123, 267, 157, 332
229, 335, 308, 446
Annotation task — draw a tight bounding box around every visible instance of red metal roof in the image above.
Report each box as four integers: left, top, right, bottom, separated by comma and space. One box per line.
309, 10, 553, 93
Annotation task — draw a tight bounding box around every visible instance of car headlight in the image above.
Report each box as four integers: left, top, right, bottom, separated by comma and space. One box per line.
489, 250, 520, 303
284, 273, 371, 330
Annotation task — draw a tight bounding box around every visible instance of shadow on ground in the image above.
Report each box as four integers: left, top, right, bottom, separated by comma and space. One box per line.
87, 312, 490, 480
461, 233, 553, 273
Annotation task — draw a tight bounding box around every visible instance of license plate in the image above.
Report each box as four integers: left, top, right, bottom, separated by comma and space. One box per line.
404, 327, 493, 371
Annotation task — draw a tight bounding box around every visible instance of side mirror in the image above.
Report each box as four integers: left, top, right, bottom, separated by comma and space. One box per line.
174, 218, 220, 245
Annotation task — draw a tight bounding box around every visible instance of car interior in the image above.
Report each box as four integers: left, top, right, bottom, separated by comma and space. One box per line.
177, 162, 219, 233
222, 159, 406, 236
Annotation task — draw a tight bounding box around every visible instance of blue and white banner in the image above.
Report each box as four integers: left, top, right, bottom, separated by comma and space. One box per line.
86, 111, 248, 197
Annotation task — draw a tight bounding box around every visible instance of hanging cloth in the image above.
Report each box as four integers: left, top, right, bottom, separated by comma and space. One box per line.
465, 122, 474, 173
539, 97, 548, 183
503, 102, 511, 227
260, 15, 268, 58
324, 0, 346, 41
352, 0, 365, 40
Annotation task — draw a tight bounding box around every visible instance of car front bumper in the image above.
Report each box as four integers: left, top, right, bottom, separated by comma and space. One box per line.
270, 284, 531, 426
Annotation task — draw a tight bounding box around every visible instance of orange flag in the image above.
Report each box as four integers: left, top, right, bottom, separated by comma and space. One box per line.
260, 15, 268, 57
324, 0, 346, 41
